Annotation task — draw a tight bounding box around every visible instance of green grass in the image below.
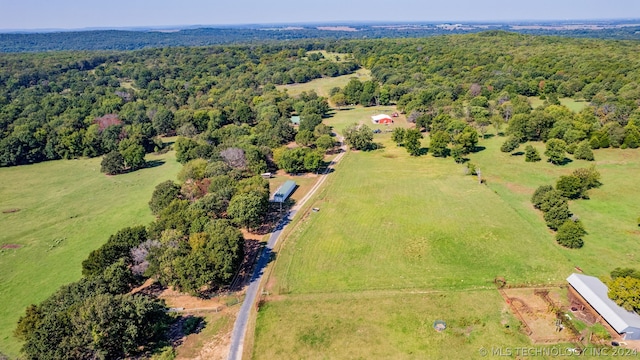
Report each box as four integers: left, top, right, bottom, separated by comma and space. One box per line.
277, 68, 371, 98
272, 143, 571, 295
325, 105, 408, 135
528, 97, 589, 112
0, 150, 181, 356
471, 137, 640, 276
305, 50, 354, 63
255, 291, 534, 360
253, 116, 640, 357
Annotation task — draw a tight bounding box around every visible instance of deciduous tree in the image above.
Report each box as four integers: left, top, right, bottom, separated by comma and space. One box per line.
545, 138, 567, 165
403, 129, 423, 156
100, 151, 124, 175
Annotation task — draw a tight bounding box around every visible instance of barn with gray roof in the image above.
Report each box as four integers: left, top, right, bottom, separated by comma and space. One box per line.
567, 273, 640, 340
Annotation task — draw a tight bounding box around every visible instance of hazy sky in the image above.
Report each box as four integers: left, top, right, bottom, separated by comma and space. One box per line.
1, 0, 639, 30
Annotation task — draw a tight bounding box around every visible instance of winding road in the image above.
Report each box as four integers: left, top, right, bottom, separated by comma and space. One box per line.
227, 139, 346, 360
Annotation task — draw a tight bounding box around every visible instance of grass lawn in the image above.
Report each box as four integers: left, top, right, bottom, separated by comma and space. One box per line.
252, 105, 640, 357
528, 97, 589, 112
277, 68, 371, 99
271, 142, 571, 295
325, 105, 409, 135
471, 136, 640, 276
254, 290, 534, 360
0, 150, 181, 356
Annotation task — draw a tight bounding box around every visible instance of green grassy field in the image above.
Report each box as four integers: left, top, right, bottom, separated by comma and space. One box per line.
255, 290, 533, 360
252, 107, 640, 357
325, 105, 408, 135
305, 50, 354, 63
277, 68, 371, 98
471, 137, 640, 276
0, 150, 181, 356
528, 97, 589, 112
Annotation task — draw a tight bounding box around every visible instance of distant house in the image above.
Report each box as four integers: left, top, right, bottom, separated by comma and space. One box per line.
567, 273, 640, 340
290, 116, 301, 125
371, 114, 393, 124
272, 180, 297, 203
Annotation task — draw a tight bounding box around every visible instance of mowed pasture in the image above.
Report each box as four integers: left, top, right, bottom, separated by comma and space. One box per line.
255, 290, 534, 360
471, 137, 640, 276
0, 150, 181, 356
253, 103, 640, 357
269, 140, 572, 295
277, 68, 371, 98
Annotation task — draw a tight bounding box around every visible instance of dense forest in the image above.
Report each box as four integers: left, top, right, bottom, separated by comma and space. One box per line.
7, 31, 640, 357
2, 24, 640, 52
0, 44, 356, 167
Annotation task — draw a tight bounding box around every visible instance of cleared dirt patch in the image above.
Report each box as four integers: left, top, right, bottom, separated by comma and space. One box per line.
501, 287, 578, 344
505, 182, 533, 195
1, 244, 22, 249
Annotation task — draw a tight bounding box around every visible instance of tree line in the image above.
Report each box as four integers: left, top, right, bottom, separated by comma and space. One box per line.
2, 26, 640, 53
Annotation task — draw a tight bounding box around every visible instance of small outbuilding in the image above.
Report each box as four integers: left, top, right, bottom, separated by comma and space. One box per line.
567, 273, 640, 340
371, 114, 393, 124
290, 116, 301, 125
272, 180, 297, 203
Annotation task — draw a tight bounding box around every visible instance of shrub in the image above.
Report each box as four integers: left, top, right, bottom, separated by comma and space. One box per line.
545, 138, 567, 165
500, 136, 520, 153
574, 140, 594, 161
531, 185, 554, 209
524, 145, 541, 162
100, 151, 125, 175
556, 175, 584, 199
544, 203, 572, 231
555, 220, 586, 248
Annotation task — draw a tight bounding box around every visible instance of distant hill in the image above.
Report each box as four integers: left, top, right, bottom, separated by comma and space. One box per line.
1, 22, 640, 52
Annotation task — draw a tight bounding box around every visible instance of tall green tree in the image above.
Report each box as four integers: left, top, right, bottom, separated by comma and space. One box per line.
404, 129, 423, 156
119, 142, 146, 170
574, 140, 594, 161
343, 123, 374, 151
429, 131, 449, 157
392, 128, 407, 145
100, 151, 124, 175
149, 180, 181, 215
227, 192, 268, 230
556, 220, 586, 248
608, 276, 640, 312
151, 108, 175, 136
544, 138, 567, 165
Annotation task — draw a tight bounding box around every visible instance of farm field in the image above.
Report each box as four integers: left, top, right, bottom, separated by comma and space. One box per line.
0, 150, 181, 356
252, 103, 640, 357
276, 68, 371, 98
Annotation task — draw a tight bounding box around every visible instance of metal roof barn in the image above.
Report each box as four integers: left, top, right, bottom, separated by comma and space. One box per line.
273, 180, 296, 203
567, 273, 640, 340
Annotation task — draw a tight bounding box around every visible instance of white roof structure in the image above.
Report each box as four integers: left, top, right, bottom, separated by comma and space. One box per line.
567, 273, 640, 339
371, 114, 392, 122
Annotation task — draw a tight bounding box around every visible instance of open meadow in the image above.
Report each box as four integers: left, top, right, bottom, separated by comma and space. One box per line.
276, 68, 371, 98
251, 102, 640, 358
528, 97, 589, 112
0, 150, 181, 356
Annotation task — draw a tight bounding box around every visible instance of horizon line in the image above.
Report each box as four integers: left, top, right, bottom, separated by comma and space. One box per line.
1, 18, 640, 34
